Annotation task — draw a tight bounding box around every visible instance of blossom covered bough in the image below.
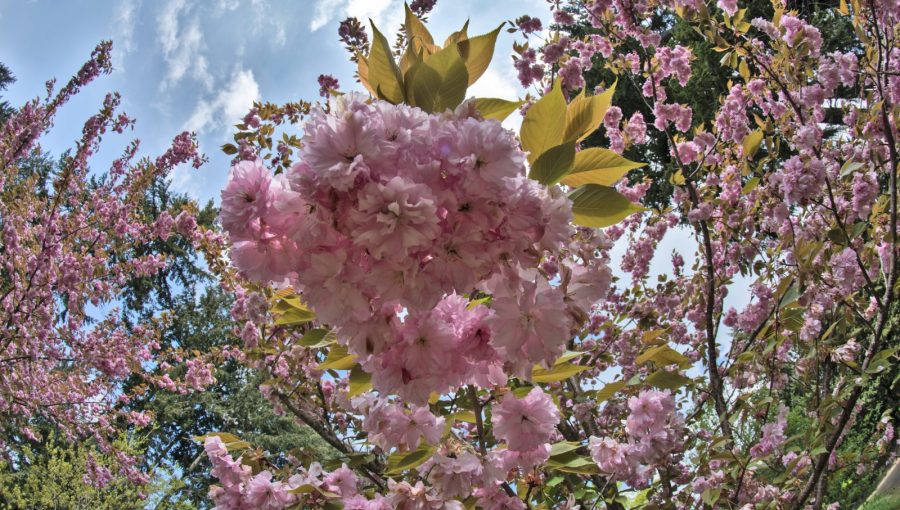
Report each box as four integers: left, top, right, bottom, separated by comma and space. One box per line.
0, 41, 222, 487
205, 1, 899, 509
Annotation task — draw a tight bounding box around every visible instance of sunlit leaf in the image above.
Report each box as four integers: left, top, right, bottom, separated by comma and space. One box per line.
559, 148, 645, 187
385, 443, 436, 475
457, 24, 503, 85
368, 21, 405, 103
635, 345, 692, 369
407, 43, 469, 113
520, 80, 566, 164
528, 141, 576, 185
318, 344, 357, 370
348, 365, 372, 397
531, 362, 589, 382
563, 81, 616, 143
644, 369, 692, 390
568, 184, 646, 228
742, 130, 764, 159
473, 97, 523, 121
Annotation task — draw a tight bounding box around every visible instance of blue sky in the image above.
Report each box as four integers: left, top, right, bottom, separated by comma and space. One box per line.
0, 0, 549, 204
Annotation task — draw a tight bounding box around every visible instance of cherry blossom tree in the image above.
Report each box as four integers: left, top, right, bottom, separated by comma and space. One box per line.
201, 1, 898, 509
0, 41, 221, 485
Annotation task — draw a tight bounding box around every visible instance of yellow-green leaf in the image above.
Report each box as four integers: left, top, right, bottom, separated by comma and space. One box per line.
457, 24, 503, 85
568, 184, 646, 228
635, 345, 692, 369
318, 344, 357, 370
644, 369, 692, 390
474, 97, 523, 121
348, 365, 372, 397
274, 306, 316, 326
531, 362, 590, 382
407, 43, 469, 113
404, 3, 434, 47
528, 141, 576, 185
594, 380, 626, 402
549, 441, 582, 457
299, 328, 336, 348
563, 81, 616, 143
368, 21, 405, 103
742, 130, 764, 159
385, 443, 436, 475
559, 148, 645, 188
520, 80, 566, 164
443, 19, 469, 47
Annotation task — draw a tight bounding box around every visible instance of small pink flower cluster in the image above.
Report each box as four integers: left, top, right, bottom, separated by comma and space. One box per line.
589, 390, 683, 487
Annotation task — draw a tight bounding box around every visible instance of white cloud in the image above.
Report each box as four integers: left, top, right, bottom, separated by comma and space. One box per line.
157, 0, 213, 90
112, 0, 141, 70
309, 0, 402, 34
184, 67, 260, 134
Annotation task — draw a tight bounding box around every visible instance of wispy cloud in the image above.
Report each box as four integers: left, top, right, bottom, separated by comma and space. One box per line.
111, 0, 141, 71
309, 0, 403, 34
157, 0, 213, 90
184, 67, 260, 134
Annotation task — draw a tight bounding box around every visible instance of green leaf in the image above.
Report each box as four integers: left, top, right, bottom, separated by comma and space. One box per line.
545, 454, 600, 474
528, 141, 576, 185
593, 380, 626, 402
701, 487, 722, 506
407, 43, 469, 113
635, 345, 692, 369
299, 328, 336, 348
840, 160, 864, 177
385, 443, 436, 475
742, 130, 764, 159
554, 350, 585, 365
368, 21, 405, 103
473, 97, 523, 121
520, 80, 566, 164
274, 307, 316, 326
318, 344, 357, 370
348, 365, 372, 397
531, 362, 589, 382
568, 184, 646, 228
644, 369, 692, 390
404, 3, 434, 47
559, 148, 645, 188
549, 441, 582, 457
221, 143, 238, 155
563, 81, 616, 143
456, 24, 503, 85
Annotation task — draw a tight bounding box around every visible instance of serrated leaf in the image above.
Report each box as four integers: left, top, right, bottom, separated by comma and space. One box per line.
742, 130, 764, 159
531, 362, 590, 382
559, 148, 645, 187
347, 364, 372, 397
407, 43, 468, 113
594, 380, 626, 402
457, 24, 503, 85
563, 81, 616, 143
385, 443, 436, 475
404, 3, 434, 47
368, 21, 405, 103
474, 97, 523, 121
644, 369, 692, 390
520, 80, 566, 164
528, 141, 576, 185
318, 344, 357, 370
635, 345, 692, 369
443, 19, 469, 47
568, 184, 645, 228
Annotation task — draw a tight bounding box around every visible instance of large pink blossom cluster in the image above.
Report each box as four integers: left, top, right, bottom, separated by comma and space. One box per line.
220, 95, 609, 402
